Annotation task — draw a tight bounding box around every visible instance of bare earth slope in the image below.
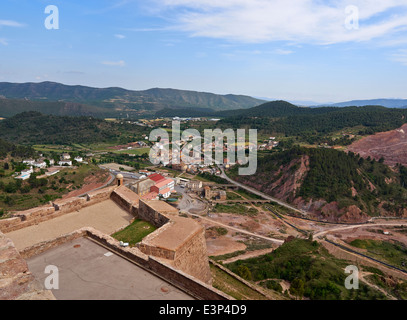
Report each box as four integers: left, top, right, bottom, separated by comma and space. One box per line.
348, 123, 407, 166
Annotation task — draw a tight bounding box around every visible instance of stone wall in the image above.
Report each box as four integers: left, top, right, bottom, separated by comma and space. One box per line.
0, 187, 117, 234
16, 227, 230, 300
86, 186, 116, 206
137, 200, 170, 228
135, 200, 213, 285
0, 231, 55, 300
110, 186, 140, 213
53, 197, 87, 214
1, 185, 216, 295
172, 227, 213, 285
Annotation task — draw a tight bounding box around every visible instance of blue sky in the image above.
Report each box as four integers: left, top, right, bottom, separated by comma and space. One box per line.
1, 0, 407, 103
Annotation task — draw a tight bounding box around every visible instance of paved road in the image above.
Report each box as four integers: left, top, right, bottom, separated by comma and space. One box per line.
218, 166, 306, 215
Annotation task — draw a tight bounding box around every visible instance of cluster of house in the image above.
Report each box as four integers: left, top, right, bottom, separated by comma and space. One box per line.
130, 172, 175, 200
16, 153, 84, 180
179, 179, 227, 201
258, 137, 279, 151
151, 137, 257, 174
58, 153, 84, 166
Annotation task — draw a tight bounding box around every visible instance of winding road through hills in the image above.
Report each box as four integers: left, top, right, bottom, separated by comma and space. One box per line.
218, 166, 306, 215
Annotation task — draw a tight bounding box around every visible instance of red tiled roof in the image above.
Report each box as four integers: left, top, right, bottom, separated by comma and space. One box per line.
154, 178, 173, 189
149, 173, 166, 183
142, 191, 159, 200
159, 188, 171, 195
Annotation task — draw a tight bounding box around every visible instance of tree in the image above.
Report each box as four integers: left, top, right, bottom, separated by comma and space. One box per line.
236, 265, 252, 281
290, 278, 305, 300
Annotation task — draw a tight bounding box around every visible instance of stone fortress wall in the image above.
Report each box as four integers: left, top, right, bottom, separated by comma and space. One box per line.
0, 184, 223, 299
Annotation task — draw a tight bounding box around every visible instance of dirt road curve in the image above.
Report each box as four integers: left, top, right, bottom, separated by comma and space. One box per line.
186, 212, 284, 245
314, 222, 407, 238
219, 167, 305, 215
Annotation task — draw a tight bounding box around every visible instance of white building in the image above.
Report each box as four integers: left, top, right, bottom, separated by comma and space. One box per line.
74, 156, 83, 163
61, 153, 71, 160
33, 161, 47, 169
23, 159, 35, 166
16, 167, 34, 180
58, 160, 72, 166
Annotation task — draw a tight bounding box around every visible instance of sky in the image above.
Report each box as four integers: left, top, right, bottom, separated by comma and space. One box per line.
1, 0, 407, 104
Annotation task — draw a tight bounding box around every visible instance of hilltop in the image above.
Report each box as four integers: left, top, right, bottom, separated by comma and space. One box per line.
347, 123, 407, 167
0, 82, 265, 117
320, 99, 407, 109
228, 146, 407, 223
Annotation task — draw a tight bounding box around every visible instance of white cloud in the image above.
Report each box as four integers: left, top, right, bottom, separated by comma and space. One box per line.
274, 49, 293, 55
101, 60, 126, 67
0, 38, 8, 46
0, 20, 25, 27
150, 0, 407, 45
391, 49, 407, 66
115, 34, 126, 39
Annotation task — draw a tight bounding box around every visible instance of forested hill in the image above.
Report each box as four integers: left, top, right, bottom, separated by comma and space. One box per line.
0, 138, 35, 159
0, 81, 265, 113
217, 101, 407, 138
0, 112, 146, 145
229, 146, 407, 222
0, 98, 115, 118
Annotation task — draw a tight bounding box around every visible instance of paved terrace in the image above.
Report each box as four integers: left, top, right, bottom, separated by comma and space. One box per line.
5, 200, 133, 251
27, 237, 194, 300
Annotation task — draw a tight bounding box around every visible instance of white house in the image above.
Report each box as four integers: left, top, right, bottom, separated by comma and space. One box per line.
58, 160, 72, 166
33, 161, 47, 169
61, 153, 71, 160
23, 159, 35, 166
74, 156, 83, 163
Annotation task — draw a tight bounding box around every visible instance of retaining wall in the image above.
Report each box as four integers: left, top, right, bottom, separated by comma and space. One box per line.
18, 227, 230, 300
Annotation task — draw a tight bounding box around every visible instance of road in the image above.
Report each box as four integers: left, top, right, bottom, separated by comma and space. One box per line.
218, 166, 306, 215
185, 211, 284, 245
314, 222, 407, 239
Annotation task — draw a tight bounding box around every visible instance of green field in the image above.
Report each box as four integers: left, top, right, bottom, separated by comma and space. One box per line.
213, 203, 258, 216
111, 147, 150, 156
112, 219, 157, 246
349, 239, 407, 271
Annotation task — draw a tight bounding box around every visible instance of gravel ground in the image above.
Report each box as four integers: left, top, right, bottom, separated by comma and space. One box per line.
6, 200, 133, 251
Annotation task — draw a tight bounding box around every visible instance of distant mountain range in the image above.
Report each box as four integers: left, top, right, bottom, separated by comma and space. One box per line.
1, 81, 406, 119
315, 99, 407, 109
0, 81, 265, 118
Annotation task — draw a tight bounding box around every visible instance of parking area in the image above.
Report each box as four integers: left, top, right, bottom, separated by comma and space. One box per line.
27, 237, 195, 300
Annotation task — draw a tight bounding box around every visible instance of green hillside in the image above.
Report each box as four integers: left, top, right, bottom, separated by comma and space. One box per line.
0, 98, 115, 118
229, 146, 407, 219
0, 82, 265, 114
0, 111, 147, 145
216, 102, 407, 142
